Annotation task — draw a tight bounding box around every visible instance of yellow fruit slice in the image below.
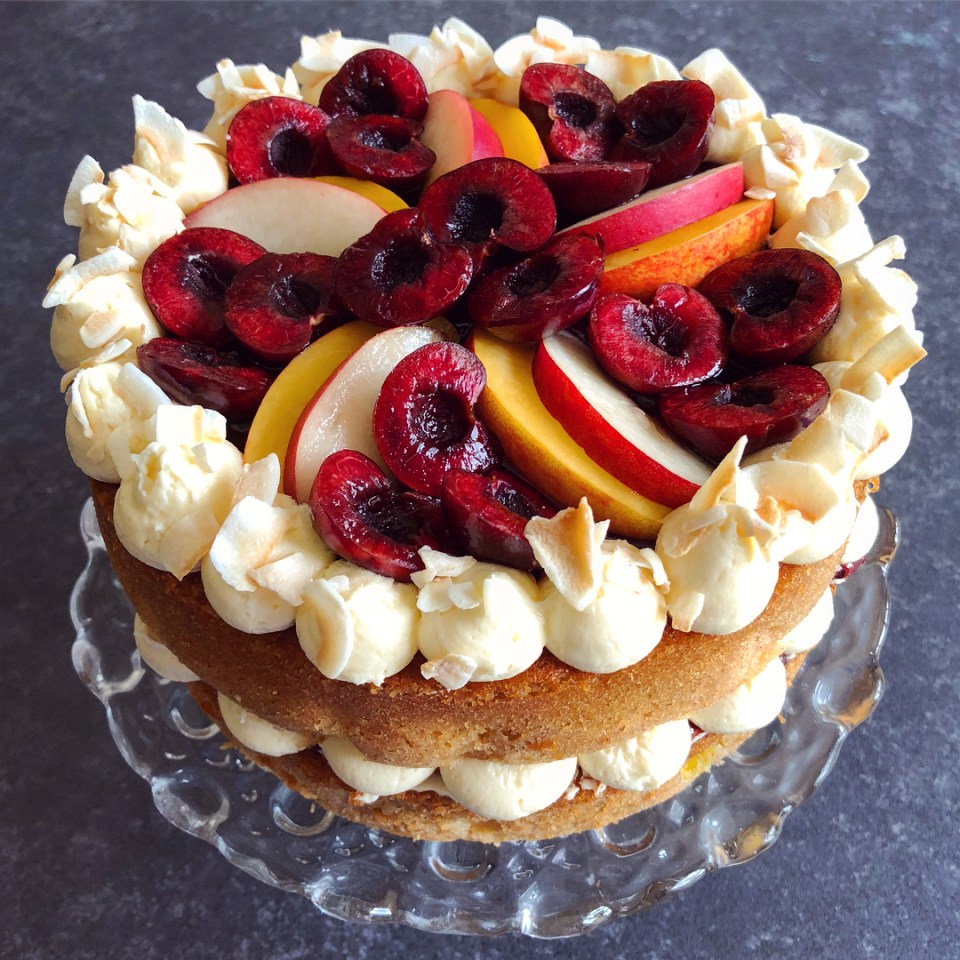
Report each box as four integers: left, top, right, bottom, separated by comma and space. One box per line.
469, 98, 549, 169
470, 329, 671, 539
245, 321, 380, 466
601, 198, 774, 298
315, 176, 408, 213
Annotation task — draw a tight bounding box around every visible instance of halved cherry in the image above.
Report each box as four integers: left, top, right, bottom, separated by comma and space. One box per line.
441, 468, 556, 570
226, 97, 332, 182
418, 157, 556, 266
467, 233, 605, 342
659, 364, 830, 460
333, 208, 474, 327
373, 341, 500, 495
327, 114, 435, 191
614, 79, 715, 187
589, 285, 727, 394
309, 449, 447, 582
535, 160, 652, 222
519, 63, 621, 161
699, 248, 842, 364
137, 338, 273, 423
224, 253, 341, 364
141, 228, 266, 346
318, 49, 428, 121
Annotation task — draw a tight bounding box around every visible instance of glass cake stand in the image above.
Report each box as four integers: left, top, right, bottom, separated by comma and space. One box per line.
69, 497, 898, 938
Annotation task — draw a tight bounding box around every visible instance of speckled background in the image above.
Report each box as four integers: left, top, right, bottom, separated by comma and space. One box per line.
3, 1, 957, 957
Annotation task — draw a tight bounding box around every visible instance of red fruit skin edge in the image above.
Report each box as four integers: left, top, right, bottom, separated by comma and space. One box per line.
470, 106, 503, 159
281, 351, 355, 502
531, 342, 700, 509
560, 163, 745, 256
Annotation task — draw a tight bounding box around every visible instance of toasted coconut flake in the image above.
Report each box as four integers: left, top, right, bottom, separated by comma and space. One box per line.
840, 325, 927, 392
526, 498, 609, 611
410, 547, 476, 588
421, 653, 479, 690
233, 454, 281, 507
297, 578, 354, 679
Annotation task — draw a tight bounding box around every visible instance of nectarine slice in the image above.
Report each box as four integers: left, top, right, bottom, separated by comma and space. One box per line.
315, 175, 408, 212
601, 198, 774, 299
469, 328, 672, 539
468, 98, 549, 169
244, 320, 380, 467
534, 333, 711, 507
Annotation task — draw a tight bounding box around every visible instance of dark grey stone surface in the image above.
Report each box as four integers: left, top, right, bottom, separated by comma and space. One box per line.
2, 1, 957, 957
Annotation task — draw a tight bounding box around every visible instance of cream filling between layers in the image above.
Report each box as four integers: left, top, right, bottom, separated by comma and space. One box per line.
780, 589, 834, 656
689, 657, 787, 734
134, 614, 199, 682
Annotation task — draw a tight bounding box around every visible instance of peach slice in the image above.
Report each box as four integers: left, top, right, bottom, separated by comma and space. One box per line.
469, 328, 673, 539
468, 97, 549, 169
185, 178, 386, 256
244, 320, 380, 467
315, 175, 408, 212
558, 161, 745, 256
600, 198, 775, 299
285, 325, 444, 502
534, 333, 711, 507
421, 90, 503, 185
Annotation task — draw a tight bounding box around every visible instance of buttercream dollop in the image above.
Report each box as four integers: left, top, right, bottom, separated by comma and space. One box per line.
113, 405, 242, 579
217, 693, 311, 757
416, 562, 544, 684
64, 361, 169, 482
322, 736, 434, 796
689, 657, 787, 734
45, 248, 161, 374
578, 719, 691, 791
132, 95, 228, 213
439, 755, 577, 821
297, 561, 419, 685
133, 613, 199, 682
63, 158, 185, 263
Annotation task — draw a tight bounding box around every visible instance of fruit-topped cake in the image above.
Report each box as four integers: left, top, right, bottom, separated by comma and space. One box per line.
47, 17, 925, 842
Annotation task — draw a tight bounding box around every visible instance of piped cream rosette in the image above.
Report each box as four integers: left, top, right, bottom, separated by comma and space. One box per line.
528, 499, 669, 673
132, 95, 228, 214
62, 156, 185, 264
45, 248, 161, 377
202, 454, 334, 634
112, 404, 243, 579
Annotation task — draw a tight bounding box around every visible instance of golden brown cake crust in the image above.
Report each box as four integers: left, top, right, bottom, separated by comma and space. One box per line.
93, 479, 839, 768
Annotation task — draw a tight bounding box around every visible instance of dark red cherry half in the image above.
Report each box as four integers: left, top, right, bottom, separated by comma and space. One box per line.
519, 63, 621, 162
589, 285, 728, 394
226, 97, 332, 182
224, 253, 341, 364
614, 79, 715, 188
309, 449, 447, 582
441, 468, 557, 571
326, 114, 435, 191
318, 49, 428, 122
141, 228, 266, 347
333, 208, 474, 327
418, 157, 556, 266
468, 233, 605, 342
699, 248, 843, 365
534, 160, 651, 223
137, 338, 272, 423
659, 364, 830, 461
373, 341, 500, 496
